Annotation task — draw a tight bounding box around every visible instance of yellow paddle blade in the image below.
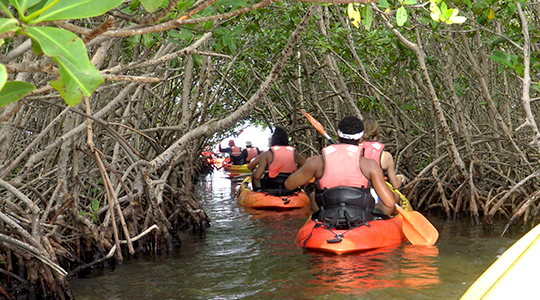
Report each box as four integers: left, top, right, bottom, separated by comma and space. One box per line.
386, 181, 413, 212
395, 205, 439, 246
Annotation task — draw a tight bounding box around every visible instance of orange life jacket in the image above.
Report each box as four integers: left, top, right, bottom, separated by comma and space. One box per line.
317, 144, 369, 189
268, 146, 297, 174
231, 146, 242, 157
314, 144, 375, 229
246, 147, 260, 161
359, 141, 384, 166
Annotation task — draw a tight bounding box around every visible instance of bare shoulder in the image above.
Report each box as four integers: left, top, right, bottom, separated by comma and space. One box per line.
360, 157, 380, 176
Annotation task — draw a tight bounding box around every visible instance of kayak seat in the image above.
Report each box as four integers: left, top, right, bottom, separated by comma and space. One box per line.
260, 173, 299, 196
314, 186, 376, 230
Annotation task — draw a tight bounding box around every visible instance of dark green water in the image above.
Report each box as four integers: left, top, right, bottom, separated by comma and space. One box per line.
70, 170, 521, 299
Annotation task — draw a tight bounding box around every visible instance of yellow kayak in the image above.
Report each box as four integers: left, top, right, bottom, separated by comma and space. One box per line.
461, 223, 540, 299
223, 163, 251, 173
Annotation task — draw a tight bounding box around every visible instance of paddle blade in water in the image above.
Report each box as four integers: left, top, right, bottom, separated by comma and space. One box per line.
269, 163, 285, 178
396, 205, 439, 246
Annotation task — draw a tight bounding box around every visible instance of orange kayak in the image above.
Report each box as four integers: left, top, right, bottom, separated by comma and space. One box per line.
296, 216, 406, 254
237, 176, 310, 210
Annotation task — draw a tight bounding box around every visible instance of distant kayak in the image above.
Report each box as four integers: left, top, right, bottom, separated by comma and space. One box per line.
223, 163, 251, 173
237, 176, 310, 210
460, 223, 540, 300
296, 216, 406, 255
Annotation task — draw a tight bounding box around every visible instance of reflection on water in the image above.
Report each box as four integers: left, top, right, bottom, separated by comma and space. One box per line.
69, 170, 521, 300
305, 245, 440, 297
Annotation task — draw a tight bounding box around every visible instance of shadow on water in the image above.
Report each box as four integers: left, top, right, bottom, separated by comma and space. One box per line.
69, 170, 522, 300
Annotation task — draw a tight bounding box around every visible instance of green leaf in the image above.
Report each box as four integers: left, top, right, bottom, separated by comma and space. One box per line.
214, 27, 229, 35
92, 199, 100, 212
0, 81, 35, 107
489, 50, 512, 68
0, 18, 19, 36
141, 0, 163, 13
50, 55, 104, 106
377, 0, 390, 9
129, 0, 140, 10
230, 25, 244, 36
218, 0, 247, 8
0, 0, 14, 17
515, 64, 524, 77
0, 64, 6, 91
532, 84, 540, 93
192, 54, 203, 67
362, 5, 373, 30
26, 27, 103, 106
396, 6, 408, 26
203, 20, 213, 30
10, 0, 41, 12
26, 27, 89, 68
403, 0, 417, 5
31, 0, 125, 23
78, 212, 98, 222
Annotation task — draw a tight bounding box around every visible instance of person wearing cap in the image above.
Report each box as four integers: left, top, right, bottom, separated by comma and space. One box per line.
219, 139, 245, 165
242, 141, 261, 164
284, 116, 396, 229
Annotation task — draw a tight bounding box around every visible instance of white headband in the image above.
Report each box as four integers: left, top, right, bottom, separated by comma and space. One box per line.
338, 129, 364, 140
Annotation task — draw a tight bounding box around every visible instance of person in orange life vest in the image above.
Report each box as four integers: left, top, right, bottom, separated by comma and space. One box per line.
252, 127, 305, 195
242, 141, 261, 164
284, 116, 396, 229
219, 139, 245, 165
360, 118, 407, 215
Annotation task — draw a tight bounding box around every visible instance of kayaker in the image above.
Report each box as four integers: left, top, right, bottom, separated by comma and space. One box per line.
219, 139, 245, 165
360, 118, 407, 215
242, 141, 261, 163
252, 127, 306, 195
284, 116, 396, 230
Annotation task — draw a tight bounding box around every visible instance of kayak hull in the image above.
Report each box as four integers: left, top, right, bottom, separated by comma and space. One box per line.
238, 177, 310, 210
224, 163, 251, 173
461, 223, 540, 300
296, 217, 406, 254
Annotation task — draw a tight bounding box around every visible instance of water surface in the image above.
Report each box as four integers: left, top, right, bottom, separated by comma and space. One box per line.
70, 170, 521, 299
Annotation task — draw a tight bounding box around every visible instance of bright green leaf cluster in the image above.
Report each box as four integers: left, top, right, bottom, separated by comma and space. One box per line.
0, 0, 125, 107
429, 0, 467, 25
490, 50, 525, 77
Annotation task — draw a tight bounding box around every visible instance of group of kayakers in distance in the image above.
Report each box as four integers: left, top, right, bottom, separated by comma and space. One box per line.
236, 116, 408, 229
218, 139, 262, 166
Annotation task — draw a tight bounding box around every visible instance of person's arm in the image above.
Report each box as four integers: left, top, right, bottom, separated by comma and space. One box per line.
247, 154, 262, 170
382, 151, 401, 189
252, 152, 270, 181
294, 151, 306, 168
362, 157, 395, 209
285, 156, 321, 190
219, 144, 230, 154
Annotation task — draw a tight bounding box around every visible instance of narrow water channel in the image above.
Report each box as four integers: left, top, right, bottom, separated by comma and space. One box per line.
70, 170, 522, 300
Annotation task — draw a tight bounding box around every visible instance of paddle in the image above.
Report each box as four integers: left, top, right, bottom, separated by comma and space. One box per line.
299, 109, 338, 144
300, 109, 439, 246
386, 181, 413, 212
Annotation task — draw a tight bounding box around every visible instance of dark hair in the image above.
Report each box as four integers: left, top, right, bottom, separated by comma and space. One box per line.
270, 126, 290, 146
362, 118, 380, 141
337, 116, 364, 145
